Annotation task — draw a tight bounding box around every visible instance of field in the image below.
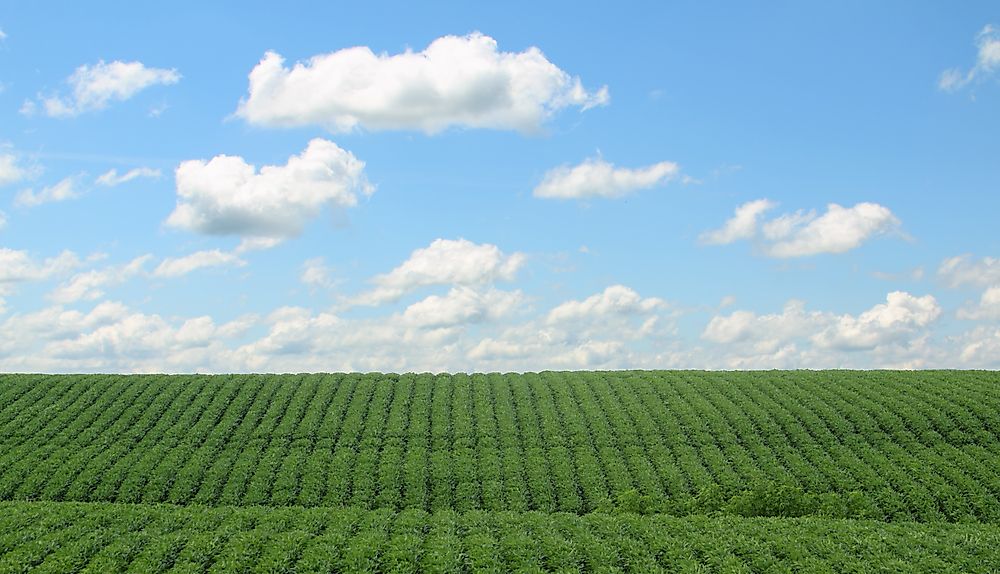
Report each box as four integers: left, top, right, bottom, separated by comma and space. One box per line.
1, 371, 999, 572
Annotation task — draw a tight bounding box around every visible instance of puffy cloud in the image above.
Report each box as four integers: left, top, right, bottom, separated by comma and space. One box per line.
166, 138, 372, 245
939, 25, 1000, 92
813, 292, 940, 350
355, 238, 525, 305
957, 326, 1000, 367
938, 255, 1000, 288
236, 32, 608, 134
48, 255, 151, 304
96, 167, 161, 186
402, 287, 524, 328
153, 250, 245, 278
699, 199, 776, 245
701, 199, 900, 257
957, 286, 1000, 320
28, 60, 180, 117
0, 248, 79, 284
301, 257, 336, 289
533, 157, 679, 199
0, 152, 36, 186
14, 176, 81, 207
547, 284, 666, 324
703, 292, 941, 366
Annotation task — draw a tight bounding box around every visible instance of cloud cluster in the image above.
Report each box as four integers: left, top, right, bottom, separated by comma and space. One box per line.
939, 25, 1000, 92
355, 238, 526, 305
702, 291, 941, 367
236, 32, 608, 134
533, 157, 679, 199
166, 139, 373, 246
26, 60, 180, 117
701, 199, 901, 257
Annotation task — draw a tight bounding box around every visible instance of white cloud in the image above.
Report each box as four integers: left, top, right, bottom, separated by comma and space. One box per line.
0, 211, 6, 230
153, 250, 245, 278
402, 286, 524, 328
547, 284, 666, 324
300, 257, 336, 290
813, 292, 941, 350
236, 32, 608, 134
0, 152, 36, 186
957, 286, 1000, 320
96, 167, 161, 186
15, 176, 81, 207
957, 326, 1000, 367
0, 248, 79, 284
0, 28, 6, 41
29, 60, 180, 117
703, 292, 941, 367
533, 157, 679, 199
939, 25, 1000, 92
701, 199, 901, 257
166, 138, 372, 245
356, 238, 526, 305
938, 255, 1000, 288
48, 255, 151, 304
699, 199, 776, 245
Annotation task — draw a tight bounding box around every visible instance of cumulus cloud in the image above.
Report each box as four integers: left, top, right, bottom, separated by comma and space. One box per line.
701, 199, 901, 257
15, 176, 82, 207
48, 255, 151, 304
938, 255, 1000, 288
27, 60, 180, 117
355, 238, 526, 305
939, 25, 1000, 92
153, 250, 246, 278
0, 248, 79, 284
166, 138, 372, 246
0, 152, 37, 186
236, 32, 608, 134
813, 292, 941, 350
533, 157, 679, 199
699, 199, 776, 245
957, 286, 1000, 320
703, 292, 940, 367
96, 167, 161, 186
547, 284, 666, 324
402, 287, 524, 328
300, 257, 336, 290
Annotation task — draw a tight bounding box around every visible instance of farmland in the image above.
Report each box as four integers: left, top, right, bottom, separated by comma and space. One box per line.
1, 371, 1000, 571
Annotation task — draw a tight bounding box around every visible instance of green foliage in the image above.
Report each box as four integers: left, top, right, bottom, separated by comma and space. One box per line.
2, 371, 1000, 571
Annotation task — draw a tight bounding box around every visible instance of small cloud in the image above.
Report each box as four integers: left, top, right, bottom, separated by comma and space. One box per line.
702, 199, 901, 258
719, 295, 737, 309
0, 28, 7, 41
166, 138, 372, 248
96, 167, 161, 187
27, 60, 180, 117
15, 176, 82, 207
534, 157, 679, 200
153, 250, 246, 278
939, 24, 1000, 92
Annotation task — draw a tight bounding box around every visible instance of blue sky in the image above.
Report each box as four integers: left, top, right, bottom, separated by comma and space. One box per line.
1, 2, 998, 372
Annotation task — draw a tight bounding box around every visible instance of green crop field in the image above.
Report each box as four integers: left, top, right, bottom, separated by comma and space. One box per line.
1, 371, 1000, 572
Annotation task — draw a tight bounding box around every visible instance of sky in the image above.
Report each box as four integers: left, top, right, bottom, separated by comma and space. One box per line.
0, 1, 999, 372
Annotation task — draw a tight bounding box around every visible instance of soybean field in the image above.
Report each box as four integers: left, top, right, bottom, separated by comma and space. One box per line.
1, 371, 1000, 572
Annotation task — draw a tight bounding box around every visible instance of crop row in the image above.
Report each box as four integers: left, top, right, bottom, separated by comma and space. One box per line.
0, 500, 997, 573
1, 371, 998, 521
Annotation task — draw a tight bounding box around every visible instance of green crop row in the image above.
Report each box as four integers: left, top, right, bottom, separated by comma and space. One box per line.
1, 371, 999, 521
0, 500, 997, 573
